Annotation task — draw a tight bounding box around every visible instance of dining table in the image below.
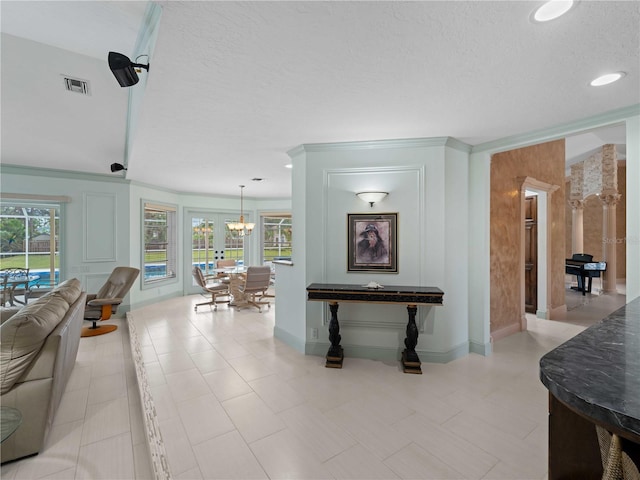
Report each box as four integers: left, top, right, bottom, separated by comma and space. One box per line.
213, 267, 251, 308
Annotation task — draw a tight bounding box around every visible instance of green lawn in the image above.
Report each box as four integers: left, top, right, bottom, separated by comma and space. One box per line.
0, 255, 57, 269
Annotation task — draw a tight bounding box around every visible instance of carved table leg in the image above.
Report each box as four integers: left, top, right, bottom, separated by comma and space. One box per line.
326, 302, 344, 368
402, 304, 422, 374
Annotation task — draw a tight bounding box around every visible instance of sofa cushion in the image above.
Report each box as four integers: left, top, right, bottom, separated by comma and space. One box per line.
0, 294, 70, 394
48, 278, 82, 305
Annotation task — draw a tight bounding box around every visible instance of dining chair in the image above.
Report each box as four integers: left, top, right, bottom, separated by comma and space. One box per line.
215, 259, 237, 283
236, 265, 272, 312
216, 259, 236, 269
193, 266, 230, 311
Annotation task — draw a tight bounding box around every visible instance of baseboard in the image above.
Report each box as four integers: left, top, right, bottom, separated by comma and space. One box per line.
490, 322, 522, 342
469, 340, 492, 356
273, 326, 305, 353
131, 291, 182, 310
536, 309, 549, 319
304, 340, 469, 364
419, 341, 469, 363
549, 303, 567, 320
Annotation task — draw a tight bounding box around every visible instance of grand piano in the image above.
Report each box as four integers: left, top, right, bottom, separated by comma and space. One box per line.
565, 253, 606, 296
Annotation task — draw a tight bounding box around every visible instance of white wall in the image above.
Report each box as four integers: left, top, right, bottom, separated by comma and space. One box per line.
0, 169, 132, 307
1, 168, 291, 312
626, 115, 640, 301
467, 151, 492, 354
273, 146, 308, 351
276, 138, 472, 362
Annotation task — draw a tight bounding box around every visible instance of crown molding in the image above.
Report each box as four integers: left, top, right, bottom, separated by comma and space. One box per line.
0, 164, 130, 184
291, 136, 459, 154
445, 137, 473, 153
0, 164, 291, 201
472, 104, 640, 155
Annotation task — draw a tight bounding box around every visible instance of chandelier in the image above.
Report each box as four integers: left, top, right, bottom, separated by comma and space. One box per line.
227, 185, 255, 236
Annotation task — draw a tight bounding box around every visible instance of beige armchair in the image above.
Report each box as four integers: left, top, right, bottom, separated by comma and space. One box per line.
193, 266, 230, 311
82, 267, 140, 337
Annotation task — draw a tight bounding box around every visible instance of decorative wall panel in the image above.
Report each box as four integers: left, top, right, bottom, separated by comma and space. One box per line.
83, 192, 117, 262
83, 272, 111, 294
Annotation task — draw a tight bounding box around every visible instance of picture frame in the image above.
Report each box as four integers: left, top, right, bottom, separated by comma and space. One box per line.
347, 213, 397, 273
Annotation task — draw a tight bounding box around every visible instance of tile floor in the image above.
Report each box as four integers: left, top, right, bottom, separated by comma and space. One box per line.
0, 314, 153, 480
1, 285, 627, 480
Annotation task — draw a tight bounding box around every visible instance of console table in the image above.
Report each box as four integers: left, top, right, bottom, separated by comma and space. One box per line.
306, 283, 444, 373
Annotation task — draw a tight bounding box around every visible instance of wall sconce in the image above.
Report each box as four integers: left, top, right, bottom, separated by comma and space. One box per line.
356, 191, 388, 207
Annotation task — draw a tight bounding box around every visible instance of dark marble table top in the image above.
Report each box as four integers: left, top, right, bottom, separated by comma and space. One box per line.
306, 283, 444, 305
539, 297, 640, 438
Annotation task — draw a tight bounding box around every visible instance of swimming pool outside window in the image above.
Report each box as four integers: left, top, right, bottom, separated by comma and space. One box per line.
142, 201, 177, 285
0, 200, 62, 290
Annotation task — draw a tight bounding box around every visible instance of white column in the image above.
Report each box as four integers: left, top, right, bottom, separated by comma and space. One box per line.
568, 199, 584, 254
601, 193, 620, 293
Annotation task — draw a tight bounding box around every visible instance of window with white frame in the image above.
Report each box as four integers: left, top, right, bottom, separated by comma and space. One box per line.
261, 214, 292, 264
143, 201, 177, 284
0, 200, 62, 291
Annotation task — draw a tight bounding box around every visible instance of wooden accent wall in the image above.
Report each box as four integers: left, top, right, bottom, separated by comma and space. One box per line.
490, 140, 566, 336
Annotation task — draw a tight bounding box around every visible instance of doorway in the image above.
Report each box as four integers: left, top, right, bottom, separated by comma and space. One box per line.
524, 193, 538, 313
185, 211, 246, 295
520, 178, 556, 324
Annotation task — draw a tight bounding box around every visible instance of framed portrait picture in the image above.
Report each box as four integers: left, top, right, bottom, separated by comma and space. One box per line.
347, 213, 397, 273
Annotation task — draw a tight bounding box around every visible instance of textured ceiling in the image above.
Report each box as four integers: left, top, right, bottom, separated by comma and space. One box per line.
1, 1, 638, 198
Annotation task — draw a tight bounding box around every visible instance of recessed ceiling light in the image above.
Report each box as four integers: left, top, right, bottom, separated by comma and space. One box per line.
590, 72, 626, 87
532, 0, 574, 22
284, 164, 293, 169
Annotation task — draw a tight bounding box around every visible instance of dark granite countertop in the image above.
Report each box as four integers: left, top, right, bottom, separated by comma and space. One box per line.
540, 297, 640, 438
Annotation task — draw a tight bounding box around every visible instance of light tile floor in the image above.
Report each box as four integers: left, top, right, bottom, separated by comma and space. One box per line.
1, 285, 627, 480
1, 315, 153, 480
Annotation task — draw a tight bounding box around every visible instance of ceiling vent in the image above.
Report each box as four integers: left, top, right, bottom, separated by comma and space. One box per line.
63, 76, 90, 95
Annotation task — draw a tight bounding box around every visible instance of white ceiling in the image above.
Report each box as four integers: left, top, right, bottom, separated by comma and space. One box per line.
1, 1, 638, 198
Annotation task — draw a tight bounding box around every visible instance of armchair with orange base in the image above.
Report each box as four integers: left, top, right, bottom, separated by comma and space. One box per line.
81, 267, 140, 337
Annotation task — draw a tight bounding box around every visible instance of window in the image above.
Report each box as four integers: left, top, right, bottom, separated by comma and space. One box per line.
143, 202, 177, 284
261, 214, 292, 264
0, 200, 62, 289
